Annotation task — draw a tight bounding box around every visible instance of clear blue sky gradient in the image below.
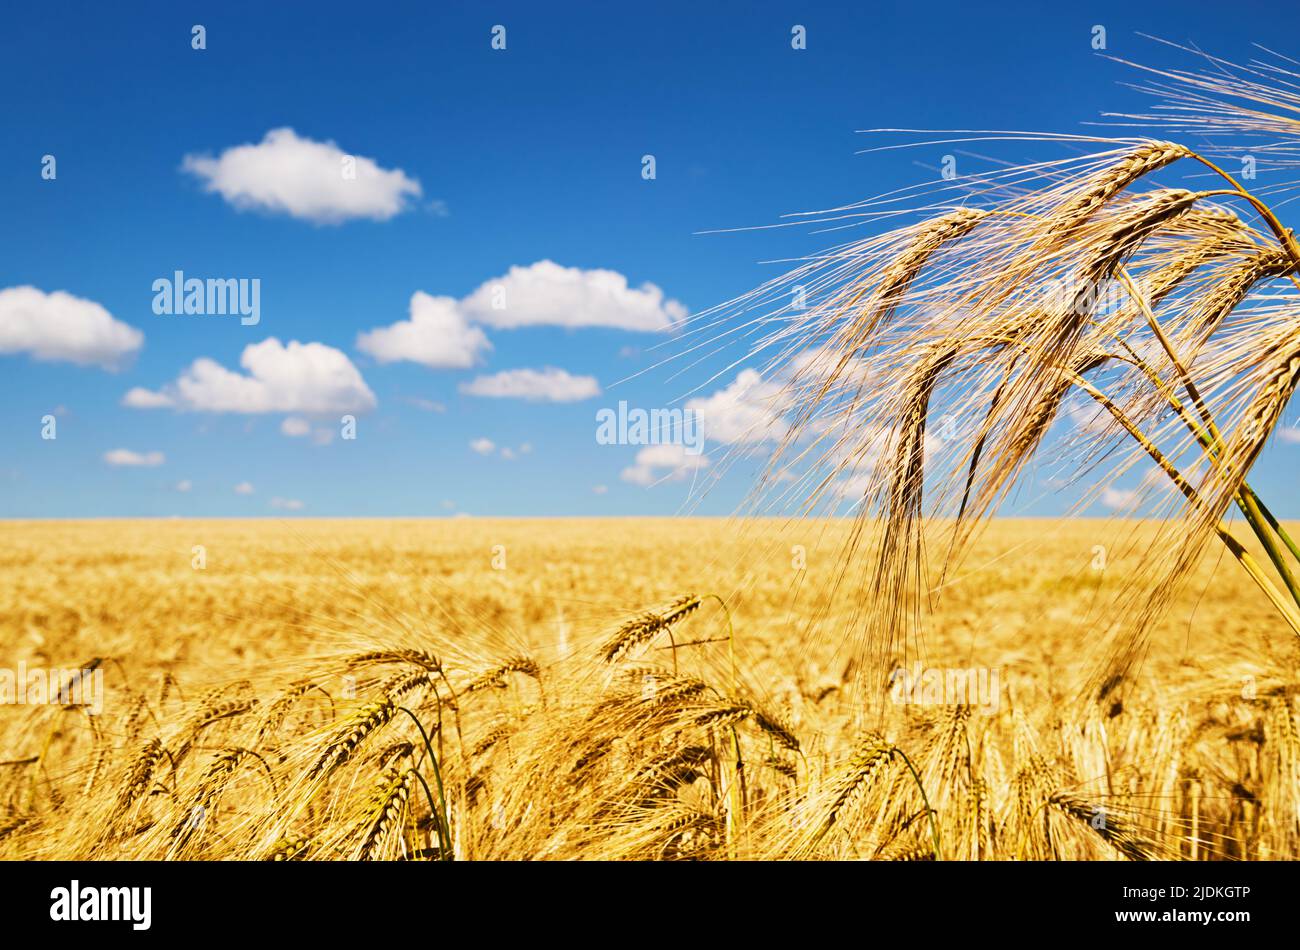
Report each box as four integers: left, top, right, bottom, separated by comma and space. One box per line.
2, 0, 1297, 517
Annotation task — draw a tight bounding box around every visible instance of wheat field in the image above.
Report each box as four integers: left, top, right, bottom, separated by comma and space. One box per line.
1, 517, 1295, 860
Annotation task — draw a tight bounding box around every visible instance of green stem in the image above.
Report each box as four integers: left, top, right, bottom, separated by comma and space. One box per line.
1069, 373, 1300, 637
398, 706, 452, 860
1116, 268, 1300, 610
891, 746, 943, 861
407, 770, 443, 860
1247, 488, 1300, 567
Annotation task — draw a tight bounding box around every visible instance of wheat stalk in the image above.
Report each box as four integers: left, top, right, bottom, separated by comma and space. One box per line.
602, 595, 702, 662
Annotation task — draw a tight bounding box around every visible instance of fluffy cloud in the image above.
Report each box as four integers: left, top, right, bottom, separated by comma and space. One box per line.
783, 347, 874, 387
460, 367, 600, 402
1101, 487, 1139, 510
182, 128, 422, 224
121, 387, 174, 409
270, 497, 305, 511
355, 263, 683, 372
621, 444, 710, 486
280, 416, 311, 437
356, 291, 490, 369
175, 479, 192, 492
834, 472, 875, 503
123, 338, 376, 414
460, 260, 686, 331
667, 354, 879, 456
686, 369, 788, 445
471, 438, 532, 459
0, 286, 142, 369
279, 416, 334, 444
234, 482, 255, 495
103, 449, 164, 467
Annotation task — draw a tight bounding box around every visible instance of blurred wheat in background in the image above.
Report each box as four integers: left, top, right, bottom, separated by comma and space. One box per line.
1, 518, 1297, 859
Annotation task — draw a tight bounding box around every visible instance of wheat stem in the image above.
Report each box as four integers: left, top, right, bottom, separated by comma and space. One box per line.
891, 745, 943, 861
397, 706, 452, 860
1069, 372, 1300, 636
1117, 267, 1300, 609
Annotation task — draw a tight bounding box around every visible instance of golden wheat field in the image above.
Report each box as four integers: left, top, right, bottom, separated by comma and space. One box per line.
1, 517, 1296, 861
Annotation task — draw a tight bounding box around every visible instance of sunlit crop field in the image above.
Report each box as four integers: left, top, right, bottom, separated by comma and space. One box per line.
1, 518, 1296, 860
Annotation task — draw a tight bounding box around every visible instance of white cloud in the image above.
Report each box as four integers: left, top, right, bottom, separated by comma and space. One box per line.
281, 416, 311, 437
405, 397, 445, 413
123, 338, 376, 414
104, 449, 164, 467
355, 263, 684, 371
621, 444, 710, 486
0, 286, 142, 369
121, 387, 174, 409
460, 366, 600, 402
269, 497, 305, 511
182, 128, 422, 224
234, 481, 255, 495
175, 479, 192, 492
834, 472, 875, 502
460, 260, 686, 331
592, 484, 609, 495
356, 291, 491, 369
686, 369, 788, 445
823, 426, 893, 499
1068, 401, 1112, 436
470, 438, 530, 460
783, 347, 874, 387
1101, 487, 1139, 510
1278, 425, 1300, 444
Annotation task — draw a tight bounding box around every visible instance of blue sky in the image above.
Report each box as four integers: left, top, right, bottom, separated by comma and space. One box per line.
2, 0, 1298, 517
